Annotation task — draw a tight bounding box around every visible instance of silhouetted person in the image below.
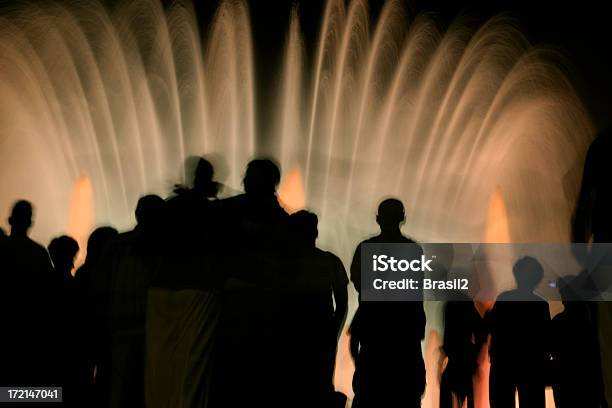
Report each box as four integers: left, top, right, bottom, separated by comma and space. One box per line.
48, 235, 79, 278
211, 159, 290, 408
156, 157, 220, 288
550, 275, 604, 408
0, 200, 54, 385
74, 226, 118, 408
349, 198, 426, 408
572, 130, 612, 406
438, 264, 483, 408
145, 158, 222, 408
96, 195, 165, 408
350, 198, 418, 298
287, 210, 348, 407
486, 256, 550, 408
48, 235, 81, 405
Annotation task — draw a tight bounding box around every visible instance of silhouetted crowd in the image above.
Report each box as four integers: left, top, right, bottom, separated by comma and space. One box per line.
0, 149, 610, 408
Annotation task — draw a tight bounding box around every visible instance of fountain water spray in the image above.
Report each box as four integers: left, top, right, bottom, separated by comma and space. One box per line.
0, 0, 594, 405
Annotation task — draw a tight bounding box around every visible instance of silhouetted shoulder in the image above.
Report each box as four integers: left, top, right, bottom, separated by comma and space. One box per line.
320, 249, 349, 282
496, 289, 547, 303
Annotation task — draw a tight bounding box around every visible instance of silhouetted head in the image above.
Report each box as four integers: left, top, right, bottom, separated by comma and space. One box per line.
135, 195, 165, 230
193, 158, 218, 197
290, 210, 318, 247
512, 256, 544, 292
85, 226, 118, 265
243, 159, 281, 196
48, 235, 79, 277
376, 198, 405, 232
8, 200, 33, 237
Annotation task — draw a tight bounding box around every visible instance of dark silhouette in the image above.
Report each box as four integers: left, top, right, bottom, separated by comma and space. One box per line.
572, 130, 612, 406
551, 275, 604, 408
0, 200, 55, 386
145, 157, 222, 408
74, 226, 118, 407
286, 210, 348, 407
211, 159, 290, 408
95, 195, 166, 408
48, 235, 79, 279
156, 157, 220, 288
438, 265, 483, 408
486, 256, 550, 408
349, 198, 426, 408
48, 235, 81, 406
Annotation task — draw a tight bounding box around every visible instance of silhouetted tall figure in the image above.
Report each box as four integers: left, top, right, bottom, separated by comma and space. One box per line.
145, 157, 222, 408
74, 226, 118, 408
572, 130, 612, 406
211, 159, 290, 408
350, 198, 426, 408
439, 266, 483, 408
287, 210, 348, 408
96, 195, 165, 408
486, 257, 550, 408
551, 275, 603, 408
0, 200, 54, 385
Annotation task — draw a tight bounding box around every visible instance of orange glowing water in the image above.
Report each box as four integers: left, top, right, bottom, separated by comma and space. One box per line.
278, 167, 306, 214
67, 176, 94, 269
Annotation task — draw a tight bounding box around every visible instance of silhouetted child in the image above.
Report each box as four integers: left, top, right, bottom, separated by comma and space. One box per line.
439, 265, 483, 408
486, 256, 550, 408
287, 210, 348, 408
48, 235, 81, 406
349, 198, 426, 408
551, 275, 605, 408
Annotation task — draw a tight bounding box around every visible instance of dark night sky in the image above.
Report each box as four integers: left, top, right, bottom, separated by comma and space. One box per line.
193, 0, 612, 133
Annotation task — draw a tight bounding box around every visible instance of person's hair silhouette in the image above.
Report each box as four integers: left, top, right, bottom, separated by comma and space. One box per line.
9, 200, 33, 237
376, 198, 405, 233
290, 210, 318, 247
135, 195, 165, 230
84, 226, 118, 267
243, 159, 281, 195
48, 235, 79, 277
513, 256, 544, 292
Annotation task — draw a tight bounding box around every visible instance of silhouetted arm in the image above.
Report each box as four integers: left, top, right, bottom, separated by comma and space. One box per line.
331, 255, 349, 339
350, 243, 362, 296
